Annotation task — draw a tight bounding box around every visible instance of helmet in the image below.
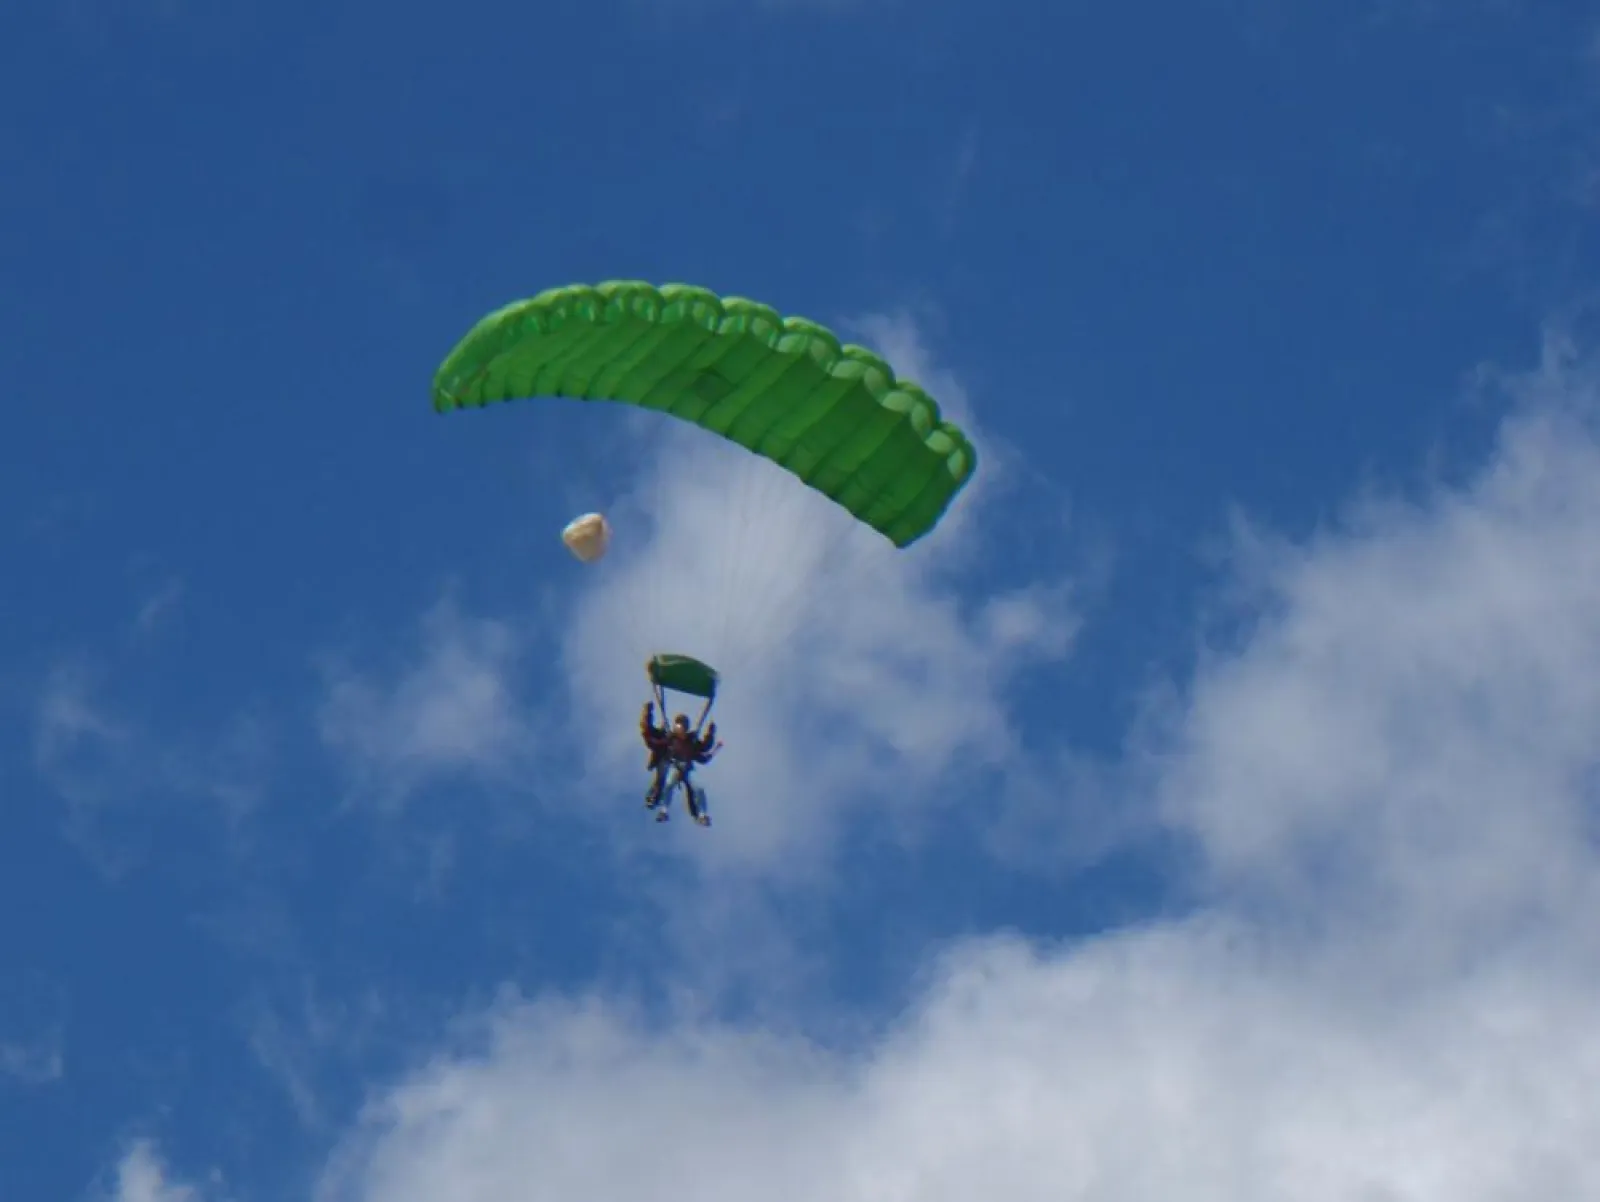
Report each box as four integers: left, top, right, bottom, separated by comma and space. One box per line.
672, 714, 690, 731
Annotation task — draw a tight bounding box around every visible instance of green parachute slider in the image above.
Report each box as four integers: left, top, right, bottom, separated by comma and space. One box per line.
431, 281, 977, 548
647, 653, 719, 701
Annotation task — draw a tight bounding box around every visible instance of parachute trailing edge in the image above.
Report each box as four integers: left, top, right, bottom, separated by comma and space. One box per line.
431, 281, 976, 548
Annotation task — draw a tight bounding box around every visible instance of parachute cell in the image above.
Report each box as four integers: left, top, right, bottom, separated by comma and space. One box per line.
431, 282, 976, 547
561, 512, 610, 562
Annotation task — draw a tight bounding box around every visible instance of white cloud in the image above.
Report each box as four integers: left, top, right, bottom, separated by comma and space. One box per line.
1158, 338, 1600, 961
315, 925, 1600, 1202
102, 1142, 221, 1202
309, 331, 1600, 1201
317, 598, 535, 806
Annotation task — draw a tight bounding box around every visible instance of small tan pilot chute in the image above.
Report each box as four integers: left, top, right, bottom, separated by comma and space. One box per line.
561, 512, 610, 562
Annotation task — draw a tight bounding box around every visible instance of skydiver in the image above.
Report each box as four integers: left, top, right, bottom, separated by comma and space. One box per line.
641, 703, 720, 826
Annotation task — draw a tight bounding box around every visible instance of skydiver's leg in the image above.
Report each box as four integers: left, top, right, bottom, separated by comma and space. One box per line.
646, 759, 668, 807
679, 771, 709, 826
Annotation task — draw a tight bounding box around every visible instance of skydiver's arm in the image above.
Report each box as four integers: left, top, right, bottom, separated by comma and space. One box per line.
642, 712, 669, 749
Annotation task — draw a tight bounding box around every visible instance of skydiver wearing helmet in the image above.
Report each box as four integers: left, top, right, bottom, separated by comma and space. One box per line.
641, 702, 719, 826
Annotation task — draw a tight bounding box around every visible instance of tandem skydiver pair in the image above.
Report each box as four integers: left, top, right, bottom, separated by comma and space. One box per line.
638, 653, 720, 827
640, 702, 719, 825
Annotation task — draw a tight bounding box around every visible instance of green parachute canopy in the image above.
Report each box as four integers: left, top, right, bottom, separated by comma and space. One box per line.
431, 281, 976, 548
647, 653, 719, 701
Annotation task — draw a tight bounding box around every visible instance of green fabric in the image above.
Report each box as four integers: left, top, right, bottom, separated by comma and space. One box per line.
648, 653, 719, 700
432, 282, 976, 547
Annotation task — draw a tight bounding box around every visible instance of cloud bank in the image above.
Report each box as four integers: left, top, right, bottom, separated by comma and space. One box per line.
301, 328, 1600, 1200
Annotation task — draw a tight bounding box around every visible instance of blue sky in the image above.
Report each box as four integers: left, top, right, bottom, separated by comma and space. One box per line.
5, 1, 1600, 1199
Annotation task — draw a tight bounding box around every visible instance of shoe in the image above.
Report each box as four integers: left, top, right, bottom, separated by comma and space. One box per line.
655, 810, 670, 822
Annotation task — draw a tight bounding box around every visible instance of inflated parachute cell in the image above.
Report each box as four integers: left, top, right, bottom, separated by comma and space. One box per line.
431, 282, 977, 548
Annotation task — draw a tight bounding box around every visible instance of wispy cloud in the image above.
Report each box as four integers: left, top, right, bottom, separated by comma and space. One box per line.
0, 971, 66, 1088
242, 981, 404, 1136
101, 1141, 223, 1202
307, 329, 1600, 1202
33, 656, 270, 870
937, 120, 980, 235
35, 659, 126, 775
316, 596, 535, 807
0, 1038, 62, 1085
132, 577, 184, 637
